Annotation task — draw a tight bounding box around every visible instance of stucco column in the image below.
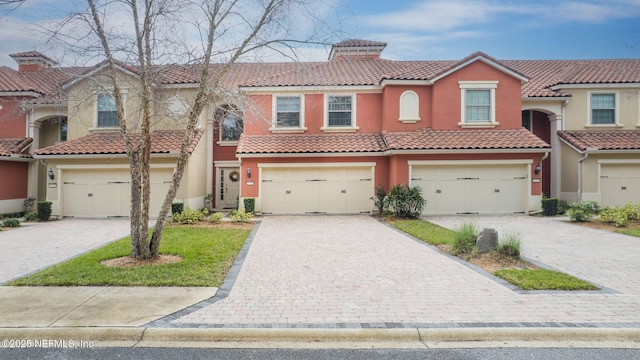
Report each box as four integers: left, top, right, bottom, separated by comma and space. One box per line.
206, 117, 214, 209
548, 114, 563, 198
26, 112, 41, 201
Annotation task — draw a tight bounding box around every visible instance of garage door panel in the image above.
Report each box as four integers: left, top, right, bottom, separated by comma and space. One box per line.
412, 164, 528, 215
601, 164, 640, 207
261, 166, 373, 214
62, 168, 172, 218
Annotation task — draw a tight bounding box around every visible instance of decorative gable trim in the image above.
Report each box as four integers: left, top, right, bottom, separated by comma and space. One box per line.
431, 53, 529, 84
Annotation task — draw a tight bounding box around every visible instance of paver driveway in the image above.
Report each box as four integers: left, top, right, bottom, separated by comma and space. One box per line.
0, 219, 131, 284
173, 215, 640, 328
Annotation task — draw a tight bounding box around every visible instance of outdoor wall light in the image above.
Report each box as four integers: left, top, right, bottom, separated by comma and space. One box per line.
48, 168, 54, 180
534, 163, 541, 175
246, 167, 251, 178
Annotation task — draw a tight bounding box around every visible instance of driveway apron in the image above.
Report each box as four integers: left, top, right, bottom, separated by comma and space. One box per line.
173, 215, 640, 328
0, 219, 131, 284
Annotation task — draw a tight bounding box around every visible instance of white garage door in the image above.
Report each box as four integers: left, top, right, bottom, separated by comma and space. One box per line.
261, 166, 373, 214
411, 164, 528, 215
62, 168, 173, 218
600, 164, 640, 207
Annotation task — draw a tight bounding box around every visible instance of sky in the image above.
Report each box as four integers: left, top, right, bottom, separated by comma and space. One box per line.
0, 0, 639, 68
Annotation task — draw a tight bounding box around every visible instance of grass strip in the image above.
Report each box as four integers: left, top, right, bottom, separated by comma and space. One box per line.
9, 226, 250, 287
494, 269, 599, 291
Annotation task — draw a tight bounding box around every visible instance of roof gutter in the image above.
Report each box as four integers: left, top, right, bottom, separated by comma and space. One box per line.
384, 148, 551, 156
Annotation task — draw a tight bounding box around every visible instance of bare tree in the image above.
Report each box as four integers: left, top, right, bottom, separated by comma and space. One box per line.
59, 0, 335, 259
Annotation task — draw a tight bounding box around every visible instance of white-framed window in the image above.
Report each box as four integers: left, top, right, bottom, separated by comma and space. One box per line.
399, 90, 420, 123
322, 94, 358, 132
97, 93, 119, 127
274, 95, 302, 128
216, 105, 243, 143
458, 81, 498, 127
590, 92, 617, 125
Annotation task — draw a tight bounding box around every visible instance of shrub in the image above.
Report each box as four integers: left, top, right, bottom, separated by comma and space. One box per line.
2, 218, 20, 227
171, 206, 205, 224
385, 184, 426, 219
450, 222, 478, 255
171, 203, 184, 215
23, 197, 36, 213
24, 212, 38, 222
557, 200, 570, 215
599, 207, 627, 227
622, 202, 640, 221
207, 212, 224, 224
37, 201, 52, 221
541, 198, 559, 216
497, 232, 521, 258
244, 198, 255, 213
230, 209, 253, 223
371, 185, 387, 215
568, 200, 599, 222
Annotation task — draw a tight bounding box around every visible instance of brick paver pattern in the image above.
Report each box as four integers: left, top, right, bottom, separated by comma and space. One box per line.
174, 215, 640, 326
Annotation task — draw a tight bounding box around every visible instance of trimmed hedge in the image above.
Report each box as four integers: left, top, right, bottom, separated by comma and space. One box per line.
243, 198, 255, 213
37, 201, 52, 221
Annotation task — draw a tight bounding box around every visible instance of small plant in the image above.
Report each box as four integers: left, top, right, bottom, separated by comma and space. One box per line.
204, 194, 213, 208
171, 206, 205, 224
2, 218, 20, 227
244, 198, 255, 213
568, 200, 599, 222
450, 222, 478, 255
599, 207, 627, 227
497, 232, 521, 258
37, 201, 52, 221
171, 202, 184, 215
557, 200, 570, 215
24, 212, 38, 222
371, 185, 387, 215
208, 212, 224, 224
541, 198, 559, 216
23, 197, 36, 213
385, 184, 426, 219
230, 209, 253, 223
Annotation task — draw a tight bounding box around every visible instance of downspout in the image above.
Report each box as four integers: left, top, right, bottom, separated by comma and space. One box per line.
577, 147, 598, 202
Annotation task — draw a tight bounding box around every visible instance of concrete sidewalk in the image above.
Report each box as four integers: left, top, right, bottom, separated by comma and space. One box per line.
1, 215, 640, 347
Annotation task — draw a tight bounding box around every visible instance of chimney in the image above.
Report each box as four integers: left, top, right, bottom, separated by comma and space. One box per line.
329, 39, 387, 61
9, 51, 58, 72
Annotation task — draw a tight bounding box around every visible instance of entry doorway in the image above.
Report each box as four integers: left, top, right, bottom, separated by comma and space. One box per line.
218, 167, 240, 209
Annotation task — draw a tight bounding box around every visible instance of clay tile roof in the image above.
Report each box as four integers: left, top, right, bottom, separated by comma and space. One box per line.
557, 130, 640, 151
9, 51, 59, 65
382, 128, 550, 151
332, 39, 387, 48
34, 129, 203, 156
236, 133, 387, 154
0, 137, 33, 158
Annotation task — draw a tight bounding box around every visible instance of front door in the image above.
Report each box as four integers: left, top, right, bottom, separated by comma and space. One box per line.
220, 167, 240, 208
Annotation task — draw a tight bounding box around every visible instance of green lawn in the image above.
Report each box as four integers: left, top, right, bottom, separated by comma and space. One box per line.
615, 228, 640, 237
494, 269, 599, 291
9, 225, 251, 287
386, 217, 598, 291
385, 218, 455, 245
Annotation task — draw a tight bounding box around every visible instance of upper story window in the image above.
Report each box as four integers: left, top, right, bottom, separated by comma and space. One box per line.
327, 96, 353, 126
590, 93, 617, 125
458, 81, 498, 128
275, 96, 302, 128
216, 105, 243, 142
399, 90, 420, 123
60, 117, 67, 141
97, 93, 119, 128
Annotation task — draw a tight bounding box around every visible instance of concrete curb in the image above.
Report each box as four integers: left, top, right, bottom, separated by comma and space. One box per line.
2, 327, 640, 344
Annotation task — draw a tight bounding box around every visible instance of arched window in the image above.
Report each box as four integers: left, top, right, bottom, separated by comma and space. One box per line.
399, 90, 420, 123
216, 105, 243, 142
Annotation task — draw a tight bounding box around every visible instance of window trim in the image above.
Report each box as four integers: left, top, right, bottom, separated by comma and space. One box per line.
271, 94, 307, 133
322, 94, 358, 132
587, 91, 621, 128
458, 81, 499, 128
399, 90, 421, 123
92, 89, 127, 131
218, 106, 244, 145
